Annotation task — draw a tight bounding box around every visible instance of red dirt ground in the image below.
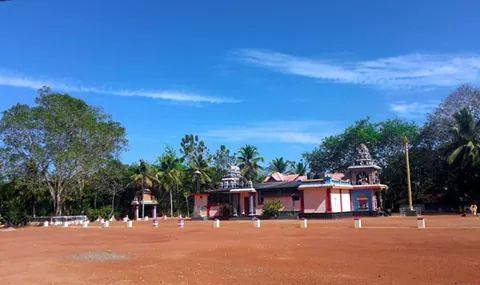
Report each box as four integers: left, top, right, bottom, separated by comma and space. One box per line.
1, 215, 480, 284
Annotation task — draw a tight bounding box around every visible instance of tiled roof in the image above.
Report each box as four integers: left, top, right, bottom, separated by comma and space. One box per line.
264, 172, 307, 182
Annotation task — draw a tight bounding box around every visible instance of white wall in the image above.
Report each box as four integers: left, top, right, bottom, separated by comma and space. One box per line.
341, 190, 351, 212
331, 189, 342, 213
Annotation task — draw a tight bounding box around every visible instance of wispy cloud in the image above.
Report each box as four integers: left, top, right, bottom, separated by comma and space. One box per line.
204, 120, 337, 144
389, 101, 439, 119
235, 49, 480, 88
0, 71, 239, 104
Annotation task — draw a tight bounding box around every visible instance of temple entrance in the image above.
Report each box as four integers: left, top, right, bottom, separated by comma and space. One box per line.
244, 197, 250, 215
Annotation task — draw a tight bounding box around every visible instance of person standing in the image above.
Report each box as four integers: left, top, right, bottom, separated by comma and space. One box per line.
470, 204, 478, 216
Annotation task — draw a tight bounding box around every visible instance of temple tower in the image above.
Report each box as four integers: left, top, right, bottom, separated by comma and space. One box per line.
347, 144, 381, 185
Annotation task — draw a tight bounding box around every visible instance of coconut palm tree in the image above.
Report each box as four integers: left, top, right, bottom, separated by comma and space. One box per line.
293, 161, 308, 176
269, 157, 288, 173
131, 160, 157, 191
237, 145, 264, 181
189, 154, 212, 190
448, 108, 480, 168
156, 149, 183, 217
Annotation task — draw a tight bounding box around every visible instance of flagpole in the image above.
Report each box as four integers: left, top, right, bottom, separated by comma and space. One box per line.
404, 136, 413, 211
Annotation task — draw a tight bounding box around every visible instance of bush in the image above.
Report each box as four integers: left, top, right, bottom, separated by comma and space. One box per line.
85, 205, 113, 221
2, 208, 28, 226
218, 203, 233, 219
262, 200, 284, 218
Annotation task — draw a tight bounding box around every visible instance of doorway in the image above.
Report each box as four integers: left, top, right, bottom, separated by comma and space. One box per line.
244, 197, 250, 215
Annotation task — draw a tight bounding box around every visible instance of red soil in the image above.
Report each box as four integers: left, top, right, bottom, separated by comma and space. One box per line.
1, 215, 479, 284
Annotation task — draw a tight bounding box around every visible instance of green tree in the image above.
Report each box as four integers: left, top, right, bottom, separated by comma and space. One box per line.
292, 161, 308, 176
180, 134, 211, 191
269, 157, 289, 173
237, 145, 263, 181
447, 108, 480, 168
445, 108, 480, 203
131, 160, 157, 191
156, 148, 184, 217
304, 118, 419, 175
0, 90, 127, 215
92, 159, 130, 217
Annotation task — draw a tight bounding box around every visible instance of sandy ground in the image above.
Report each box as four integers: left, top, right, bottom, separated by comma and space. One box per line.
1, 215, 480, 285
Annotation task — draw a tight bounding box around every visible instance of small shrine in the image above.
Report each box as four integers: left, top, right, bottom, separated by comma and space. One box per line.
346, 144, 381, 185
193, 165, 255, 219
131, 189, 158, 220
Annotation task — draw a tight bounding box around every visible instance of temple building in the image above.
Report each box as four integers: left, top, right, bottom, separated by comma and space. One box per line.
131, 189, 158, 220
192, 144, 387, 219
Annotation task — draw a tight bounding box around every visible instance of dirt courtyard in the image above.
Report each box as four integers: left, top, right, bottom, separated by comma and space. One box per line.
1, 215, 480, 285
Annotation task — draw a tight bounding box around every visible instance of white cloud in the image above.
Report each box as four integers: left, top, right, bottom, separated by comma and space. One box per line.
389, 101, 439, 118
0, 72, 239, 104
236, 49, 480, 88
204, 120, 337, 144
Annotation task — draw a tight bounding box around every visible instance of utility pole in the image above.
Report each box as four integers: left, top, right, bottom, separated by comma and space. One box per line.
404, 136, 413, 211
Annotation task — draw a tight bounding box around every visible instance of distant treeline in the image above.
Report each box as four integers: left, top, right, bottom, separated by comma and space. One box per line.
1, 85, 479, 224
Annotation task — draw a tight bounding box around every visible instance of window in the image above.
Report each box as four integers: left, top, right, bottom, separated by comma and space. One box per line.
207, 193, 230, 205
258, 191, 264, 205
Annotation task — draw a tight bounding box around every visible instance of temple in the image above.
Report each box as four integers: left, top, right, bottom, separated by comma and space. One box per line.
131, 189, 158, 220
193, 144, 388, 219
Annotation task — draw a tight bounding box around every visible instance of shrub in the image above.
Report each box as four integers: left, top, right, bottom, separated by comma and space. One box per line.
85, 205, 113, 221
262, 200, 284, 218
218, 203, 233, 219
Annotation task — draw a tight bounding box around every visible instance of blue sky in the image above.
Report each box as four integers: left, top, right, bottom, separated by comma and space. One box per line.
1, 1, 480, 165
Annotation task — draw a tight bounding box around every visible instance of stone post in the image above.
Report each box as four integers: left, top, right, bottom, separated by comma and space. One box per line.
249, 193, 255, 216
354, 216, 362, 229
152, 206, 157, 219
134, 205, 139, 220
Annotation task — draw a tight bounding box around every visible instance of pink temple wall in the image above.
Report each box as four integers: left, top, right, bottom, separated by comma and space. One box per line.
303, 189, 327, 213
239, 192, 250, 215
263, 196, 301, 212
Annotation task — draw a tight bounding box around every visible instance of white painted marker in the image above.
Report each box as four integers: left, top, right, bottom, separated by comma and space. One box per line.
301, 218, 308, 229
354, 217, 362, 229
417, 216, 426, 229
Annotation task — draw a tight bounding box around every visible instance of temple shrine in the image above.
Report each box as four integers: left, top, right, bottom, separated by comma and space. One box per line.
131, 189, 158, 220
193, 144, 387, 219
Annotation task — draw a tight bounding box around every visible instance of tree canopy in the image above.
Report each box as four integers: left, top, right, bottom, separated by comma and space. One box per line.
0, 90, 127, 215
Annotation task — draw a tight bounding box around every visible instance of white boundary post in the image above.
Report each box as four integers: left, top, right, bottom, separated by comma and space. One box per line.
213, 218, 220, 228
301, 218, 308, 229
253, 218, 261, 228
43, 221, 49, 227
354, 216, 362, 229
103, 221, 110, 228
417, 216, 426, 229
127, 220, 133, 228
153, 219, 159, 228
178, 218, 185, 228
